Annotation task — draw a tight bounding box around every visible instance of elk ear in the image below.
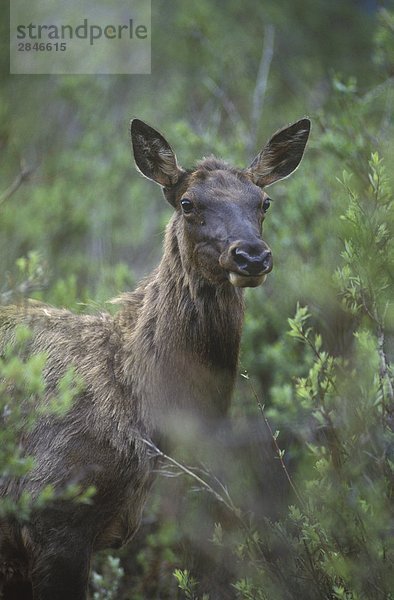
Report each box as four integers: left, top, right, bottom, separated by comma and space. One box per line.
130, 119, 183, 187
248, 118, 311, 187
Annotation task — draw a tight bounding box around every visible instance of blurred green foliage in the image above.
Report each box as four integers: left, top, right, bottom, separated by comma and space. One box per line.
1, 0, 394, 598
0, 326, 96, 522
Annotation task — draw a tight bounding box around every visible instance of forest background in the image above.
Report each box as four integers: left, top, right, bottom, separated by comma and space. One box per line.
1, 1, 393, 598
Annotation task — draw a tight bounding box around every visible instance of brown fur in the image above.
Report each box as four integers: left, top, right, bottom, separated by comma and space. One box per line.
0, 117, 310, 599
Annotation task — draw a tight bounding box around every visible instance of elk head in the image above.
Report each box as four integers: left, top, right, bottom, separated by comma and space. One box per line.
130, 118, 310, 288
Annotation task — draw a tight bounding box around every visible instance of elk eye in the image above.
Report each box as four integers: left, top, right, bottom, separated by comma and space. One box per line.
262, 197, 271, 212
181, 198, 194, 214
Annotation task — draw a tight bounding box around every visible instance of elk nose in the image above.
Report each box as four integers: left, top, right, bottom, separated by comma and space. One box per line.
232, 247, 273, 275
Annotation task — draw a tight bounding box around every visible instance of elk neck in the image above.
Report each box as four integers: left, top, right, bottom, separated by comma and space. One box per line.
114, 215, 245, 428
117, 215, 245, 371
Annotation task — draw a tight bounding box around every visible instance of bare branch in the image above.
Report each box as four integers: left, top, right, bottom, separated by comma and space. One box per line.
248, 24, 275, 155
203, 77, 243, 128
377, 321, 394, 426
240, 367, 305, 508
361, 75, 394, 105
0, 161, 33, 207
257, 402, 306, 508
140, 437, 245, 523
0, 279, 47, 305
0, 256, 48, 305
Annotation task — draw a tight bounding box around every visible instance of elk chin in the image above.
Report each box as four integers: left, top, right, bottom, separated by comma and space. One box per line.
228, 272, 267, 288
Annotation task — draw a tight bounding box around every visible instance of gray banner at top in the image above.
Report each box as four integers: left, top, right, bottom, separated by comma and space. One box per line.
10, 0, 151, 74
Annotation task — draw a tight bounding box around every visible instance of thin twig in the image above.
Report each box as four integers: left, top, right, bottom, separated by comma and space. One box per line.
377, 321, 394, 423
257, 401, 306, 509
240, 366, 306, 509
140, 437, 245, 524
248, 24, 275, 155
203, 77, 243, 127
241, 369, 305, 507
0, 161, 33, 207
361, 76, 394, 105
0, 280, 46, 305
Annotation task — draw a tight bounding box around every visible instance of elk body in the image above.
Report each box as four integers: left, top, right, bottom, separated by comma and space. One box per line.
0, 117, 310, 599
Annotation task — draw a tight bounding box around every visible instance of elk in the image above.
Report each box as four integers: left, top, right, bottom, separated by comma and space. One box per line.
0, 117, 310, 599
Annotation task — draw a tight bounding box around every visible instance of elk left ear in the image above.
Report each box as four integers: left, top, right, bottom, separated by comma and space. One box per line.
130, 119, 183, 187
248, 118, 311, 187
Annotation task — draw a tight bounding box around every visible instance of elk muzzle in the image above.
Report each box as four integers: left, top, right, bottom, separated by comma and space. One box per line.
220, 241, 273, 288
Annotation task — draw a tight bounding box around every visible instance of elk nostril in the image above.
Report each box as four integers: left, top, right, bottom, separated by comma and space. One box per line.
232, 247, 250, 270
261, 250, 272, 272
231, 247, 272, 276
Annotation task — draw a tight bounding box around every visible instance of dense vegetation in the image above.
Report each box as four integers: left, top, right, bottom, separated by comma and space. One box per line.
1, 1, 393, 598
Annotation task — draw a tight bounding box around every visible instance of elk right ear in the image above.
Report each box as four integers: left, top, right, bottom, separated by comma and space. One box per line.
248, 118, 311, 187
130, 119, 183, 187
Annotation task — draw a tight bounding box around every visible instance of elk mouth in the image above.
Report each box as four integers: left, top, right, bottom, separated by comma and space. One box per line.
228, 272, 268, 288
220, 243, 273, 288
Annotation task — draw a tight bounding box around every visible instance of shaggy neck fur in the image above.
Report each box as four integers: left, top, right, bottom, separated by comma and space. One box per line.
115, 214, 245, 433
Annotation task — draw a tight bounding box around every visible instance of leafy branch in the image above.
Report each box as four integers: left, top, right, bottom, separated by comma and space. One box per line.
0, 252, 48, 305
